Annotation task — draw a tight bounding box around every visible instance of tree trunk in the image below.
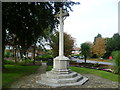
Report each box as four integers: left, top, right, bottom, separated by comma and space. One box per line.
14, 47, 17, 63
13, 45, 14, 58
26, 52, 28, 58
84, 55, 87, 64
23, 49, 27, 64
19, 48, 23, 61
33, 44, 36, 65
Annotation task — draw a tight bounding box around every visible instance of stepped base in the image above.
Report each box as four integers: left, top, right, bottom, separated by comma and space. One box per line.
36, 70, 88, 87
36, 56, 88, 87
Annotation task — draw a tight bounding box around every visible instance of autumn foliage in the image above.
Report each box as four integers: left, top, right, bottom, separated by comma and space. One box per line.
93, 37, 106, 57
49, 31, 75, 57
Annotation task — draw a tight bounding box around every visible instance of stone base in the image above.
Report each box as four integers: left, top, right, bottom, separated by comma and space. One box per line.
36, 56, 88, 87
36, 70, 88, 87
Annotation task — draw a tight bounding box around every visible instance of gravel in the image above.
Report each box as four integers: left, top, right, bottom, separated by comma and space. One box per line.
10, 63, 119, 89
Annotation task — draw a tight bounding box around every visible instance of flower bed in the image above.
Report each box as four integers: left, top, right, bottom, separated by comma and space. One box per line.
70, 62, 113, 73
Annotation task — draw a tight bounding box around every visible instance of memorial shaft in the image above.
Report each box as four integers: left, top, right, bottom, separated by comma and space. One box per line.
59, 8, 64, 56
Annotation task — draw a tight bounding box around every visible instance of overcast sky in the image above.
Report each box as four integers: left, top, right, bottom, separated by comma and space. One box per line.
64, 0, 119, 47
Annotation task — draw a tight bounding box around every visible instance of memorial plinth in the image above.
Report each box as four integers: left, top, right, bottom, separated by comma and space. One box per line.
36, 8, 88, 87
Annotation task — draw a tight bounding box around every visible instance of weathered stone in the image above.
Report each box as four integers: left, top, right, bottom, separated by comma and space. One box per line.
36, 57, 88, 87
36, 8, 88, 87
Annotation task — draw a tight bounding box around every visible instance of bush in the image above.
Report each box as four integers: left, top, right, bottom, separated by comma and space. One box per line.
4, 60, 15, 64
17, 61, 26, 66
70, 60, 77, 63
4, 52, 10, 58
93, 63, 100, 67
41, 54, 53, 59
25, 58, 33, 63
91, 54, 98, 58
47, 59, 53, 66
4, 51, 13, 58
71, 54, 79, 56
112, 51, 120, 74
16, 58, 33, 65
35, 54, 53, 61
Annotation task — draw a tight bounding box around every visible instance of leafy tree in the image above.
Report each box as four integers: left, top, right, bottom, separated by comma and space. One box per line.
49, 31, 59, 57
3, 2, 56, 59
49, 31, 75, 57
112, 51, 120, 74
85, 41, 93, 57
93, 33, 102, 44
2, 2, 80, 69
80, 43, 91, 63
105, 33, 120, 58
93, 37, 106, 58
104, 37, 112, 58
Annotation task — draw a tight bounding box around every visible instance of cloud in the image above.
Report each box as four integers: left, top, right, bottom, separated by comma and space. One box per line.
64, 0, 118, 46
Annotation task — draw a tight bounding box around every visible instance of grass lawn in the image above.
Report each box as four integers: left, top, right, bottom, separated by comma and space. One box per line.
47, 66, 120, 82
87, 58, 113, 63
2, 64, 39, 88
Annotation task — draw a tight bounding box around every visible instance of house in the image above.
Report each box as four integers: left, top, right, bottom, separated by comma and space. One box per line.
72, 47, 80, 55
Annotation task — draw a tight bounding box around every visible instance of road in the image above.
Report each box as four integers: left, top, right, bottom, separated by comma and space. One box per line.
71, 57, 114, 65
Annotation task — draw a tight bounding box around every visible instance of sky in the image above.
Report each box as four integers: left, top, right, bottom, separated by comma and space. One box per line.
63, 0, 119, 47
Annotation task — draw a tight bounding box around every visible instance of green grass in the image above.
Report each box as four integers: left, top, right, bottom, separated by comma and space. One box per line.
70, 67, 119, 82
47, 66, 119, 82
42, 61, 47, 63
46, 65, 53, 71
2, 64, 39, 88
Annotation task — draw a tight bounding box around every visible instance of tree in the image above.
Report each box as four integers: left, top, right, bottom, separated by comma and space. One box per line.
49, 31, 75, 57
104, 37, 112, 58
93, 37, 106, 58
64, 32, 75, 56
93, 33, 102, 44
112, 51, 120, 74
105, 33, 120, 58
80, 43, 91, 63
2, 2, 80, 69
3, 2, 57, 60
85, 41, 93, 57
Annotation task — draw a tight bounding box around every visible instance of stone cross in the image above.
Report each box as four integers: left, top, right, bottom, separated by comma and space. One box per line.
56, 8, 69, 57
37, 8, 88, 87
52, 8, 70, 72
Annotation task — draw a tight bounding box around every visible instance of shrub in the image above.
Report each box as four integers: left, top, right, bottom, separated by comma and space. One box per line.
112, 51, 120, 74
70, 60, 77, 63
47, 59, 53, 66
17, 61, 26, 66
41, 54, 53, 59
16, 58, 33, 65
71, 54, 81, 57
93, 63, 100, 67
4, 60, 15, 64
4, 52, 10, 58
36, 54, 53, 59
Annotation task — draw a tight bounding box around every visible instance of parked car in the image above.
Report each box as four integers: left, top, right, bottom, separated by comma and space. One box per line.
79, 56, 84, 59
73, 56, 78, 58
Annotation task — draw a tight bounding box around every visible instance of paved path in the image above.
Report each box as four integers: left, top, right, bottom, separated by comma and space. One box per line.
71, 58, 113, 65
10, 63, 119, 88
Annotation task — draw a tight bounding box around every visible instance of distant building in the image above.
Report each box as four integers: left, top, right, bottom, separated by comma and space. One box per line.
5, 45, 13, 50
72, 47, 80, 54
5, 45, 45, 58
